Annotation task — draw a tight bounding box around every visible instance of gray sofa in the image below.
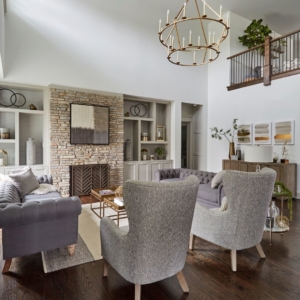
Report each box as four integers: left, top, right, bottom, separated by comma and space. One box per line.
154, 168, 224, 209
0, 175, 81, 273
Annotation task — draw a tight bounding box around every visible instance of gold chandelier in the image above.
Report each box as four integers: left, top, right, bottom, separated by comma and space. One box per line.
158, 0, 230, 66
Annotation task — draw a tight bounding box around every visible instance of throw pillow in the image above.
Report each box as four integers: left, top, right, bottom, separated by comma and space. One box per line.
9, 167, 39, 198
211, 170, 227, 189
219, 196, 228, 212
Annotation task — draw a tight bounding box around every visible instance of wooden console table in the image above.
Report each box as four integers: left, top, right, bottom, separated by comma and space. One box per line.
222, 160, 297, 197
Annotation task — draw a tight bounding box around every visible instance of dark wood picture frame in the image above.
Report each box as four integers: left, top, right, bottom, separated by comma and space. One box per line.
70, 103, 110, 145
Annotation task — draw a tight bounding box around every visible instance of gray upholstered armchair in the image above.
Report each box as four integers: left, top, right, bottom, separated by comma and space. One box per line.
100, 175, 199, 300
189, 169, 276, 271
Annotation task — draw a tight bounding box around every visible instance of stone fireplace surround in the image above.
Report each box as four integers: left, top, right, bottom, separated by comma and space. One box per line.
50, 86, 124, 196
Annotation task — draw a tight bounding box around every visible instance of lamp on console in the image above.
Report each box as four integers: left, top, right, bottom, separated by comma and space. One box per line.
244, 145, 273, 163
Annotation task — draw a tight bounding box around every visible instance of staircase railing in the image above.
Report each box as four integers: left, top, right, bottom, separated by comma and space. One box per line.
227, 29, 300, 91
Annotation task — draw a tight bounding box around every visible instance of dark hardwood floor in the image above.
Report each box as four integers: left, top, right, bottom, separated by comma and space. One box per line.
1, 197, 300, 299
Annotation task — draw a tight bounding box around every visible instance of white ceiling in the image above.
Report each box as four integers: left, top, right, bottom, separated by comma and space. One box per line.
165, 0, 300, 35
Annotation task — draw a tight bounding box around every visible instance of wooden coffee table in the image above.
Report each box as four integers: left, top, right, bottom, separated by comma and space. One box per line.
90, 188, 116, 218
103, 196, 127, 226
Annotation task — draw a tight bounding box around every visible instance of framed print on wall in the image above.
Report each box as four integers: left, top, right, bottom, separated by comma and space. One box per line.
253, 122, 272, 145
237, 124, 252, 144
70, 104, 109, 145
273, 120, 295, 144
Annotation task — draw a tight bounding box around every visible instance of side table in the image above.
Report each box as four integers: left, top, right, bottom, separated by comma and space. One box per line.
264, 193, 290, 246
90, 188, 116, 218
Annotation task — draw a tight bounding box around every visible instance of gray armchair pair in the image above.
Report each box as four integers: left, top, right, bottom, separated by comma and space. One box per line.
100, 169, 276, 300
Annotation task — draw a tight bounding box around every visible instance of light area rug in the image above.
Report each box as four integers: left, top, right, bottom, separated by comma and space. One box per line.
42, 204, 128, 273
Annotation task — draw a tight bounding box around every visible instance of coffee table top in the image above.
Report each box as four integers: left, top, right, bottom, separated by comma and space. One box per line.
103, 196, 125, 210
91, 188, 116, 200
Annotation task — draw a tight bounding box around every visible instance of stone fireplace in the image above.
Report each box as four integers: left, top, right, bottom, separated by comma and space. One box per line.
49, 87, 123, 196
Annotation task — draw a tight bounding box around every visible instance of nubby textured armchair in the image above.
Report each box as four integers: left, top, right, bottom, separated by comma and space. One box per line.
189, 169, 276, 271
100, 175, 199, 300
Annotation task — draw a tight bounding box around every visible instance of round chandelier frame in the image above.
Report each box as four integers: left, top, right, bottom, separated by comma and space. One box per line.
158, 0, 230, 66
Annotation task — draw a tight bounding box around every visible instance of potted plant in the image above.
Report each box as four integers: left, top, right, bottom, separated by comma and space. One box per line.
155, 147, 166, 160
273, 181, 293, 221
210, 119, 238, 159
238, 19, 272, 77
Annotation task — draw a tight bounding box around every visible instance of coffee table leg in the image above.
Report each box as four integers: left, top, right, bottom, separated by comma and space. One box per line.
117, 212, 120, 227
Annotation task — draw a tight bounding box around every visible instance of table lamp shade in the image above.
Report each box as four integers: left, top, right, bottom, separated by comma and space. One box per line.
244, 146, 273, 162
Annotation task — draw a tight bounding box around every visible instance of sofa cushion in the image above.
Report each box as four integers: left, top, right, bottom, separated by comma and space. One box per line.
9, 167, 40, 198
197, 183, 219, 203
22, 192, 62, 203
211, 170, 227, 189
180, 169, 216, 184
160, 178, 184, 183
0, 181, 21, 204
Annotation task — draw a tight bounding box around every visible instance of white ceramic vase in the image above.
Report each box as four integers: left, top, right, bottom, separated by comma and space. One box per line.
26, 138, 36, 165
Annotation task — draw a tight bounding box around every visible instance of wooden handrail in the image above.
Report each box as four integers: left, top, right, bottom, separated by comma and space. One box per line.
227, 43, 264, 60
271, 28, 300, 43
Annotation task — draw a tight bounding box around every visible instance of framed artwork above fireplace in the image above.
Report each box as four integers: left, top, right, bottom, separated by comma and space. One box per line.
70, 103, 109, 145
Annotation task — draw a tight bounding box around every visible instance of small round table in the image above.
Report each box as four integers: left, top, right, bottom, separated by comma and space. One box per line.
264, 192, 290, 246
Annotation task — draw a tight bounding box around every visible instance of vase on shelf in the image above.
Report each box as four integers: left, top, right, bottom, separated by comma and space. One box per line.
124, 139, 133, 161
229, 142, 235, 159
26, 138, 36, 165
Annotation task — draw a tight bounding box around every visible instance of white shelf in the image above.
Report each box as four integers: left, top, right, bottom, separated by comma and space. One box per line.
124, 117, 153, 121
0, 107, 44, 114
0, 139, 16, 143
140, 141, 169, 144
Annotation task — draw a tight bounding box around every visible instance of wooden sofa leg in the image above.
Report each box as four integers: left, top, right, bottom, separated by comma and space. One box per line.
177, 271, 189, 293
103, 259, 109, 277
67, 244, 76, 256
135, 284, 141, 300
189, 234, 195, 250
231, 249, 237, 272
2, 259, 12, 274
256, 243, 266, 258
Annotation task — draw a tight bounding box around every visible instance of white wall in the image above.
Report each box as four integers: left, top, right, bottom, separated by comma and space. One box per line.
3, 0, 208, 168
208, 12, 300, 196
0, 0, 5, 78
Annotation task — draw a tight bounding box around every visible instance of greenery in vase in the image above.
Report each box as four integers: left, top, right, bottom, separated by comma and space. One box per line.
238, 19, 272, 55
155, 147, 165, 157
210, 119, 238, 143
273, 181, 293, 221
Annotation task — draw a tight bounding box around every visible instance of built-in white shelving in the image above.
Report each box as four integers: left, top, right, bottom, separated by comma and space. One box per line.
0, 82, 49, 175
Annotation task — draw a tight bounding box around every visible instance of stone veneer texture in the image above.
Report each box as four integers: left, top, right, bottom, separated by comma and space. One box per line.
50, 88, 124, 196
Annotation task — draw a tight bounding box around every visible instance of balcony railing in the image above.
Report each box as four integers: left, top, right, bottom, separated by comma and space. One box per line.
227, 29, 300, 90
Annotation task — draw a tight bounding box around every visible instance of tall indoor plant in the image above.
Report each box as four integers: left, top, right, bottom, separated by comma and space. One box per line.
210, 119, 238, 159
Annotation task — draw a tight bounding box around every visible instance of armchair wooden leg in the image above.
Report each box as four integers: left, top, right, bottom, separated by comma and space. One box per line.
67, 244, 76, 256
103, 259, 109, 277
256, 243, 266, 258
135, 284, 141, 300
189, 234, 195, 250
231, 249, 237, 272
2, 259, 12, 274
177, 271, 189, 293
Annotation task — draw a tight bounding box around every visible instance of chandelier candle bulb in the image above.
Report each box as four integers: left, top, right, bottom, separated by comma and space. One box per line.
159, 19, 161, 32
177, 51, 179, 62
210, 49, 212, 59
189, 30, 192, 44
172, 36, 174, 48
167, 10, 169, 24
183, 3, 186, 18
194, 51, 196, 63
220, 5, 222, 18
213, 32, 215, 43
183, 37, 185, 48
198, 36, 200, 46
203, 1, 206, 15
